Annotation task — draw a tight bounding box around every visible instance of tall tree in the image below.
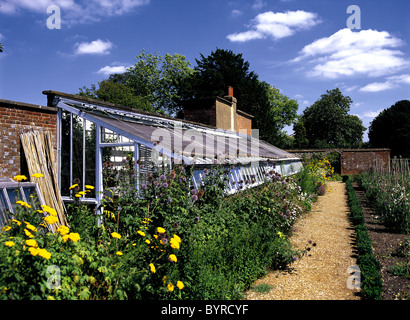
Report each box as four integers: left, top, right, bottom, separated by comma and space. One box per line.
369, 100, 410, 157
297, 88, 365, 148
79, 80, 153, 112
181, 48, 298, 146
109, 50, 193, 115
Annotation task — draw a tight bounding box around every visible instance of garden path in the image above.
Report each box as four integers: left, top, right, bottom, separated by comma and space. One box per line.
245, 181, 361, 300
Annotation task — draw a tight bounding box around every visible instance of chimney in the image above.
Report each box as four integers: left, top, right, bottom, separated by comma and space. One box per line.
227, 86, 234, 97
183, 86, 251, 135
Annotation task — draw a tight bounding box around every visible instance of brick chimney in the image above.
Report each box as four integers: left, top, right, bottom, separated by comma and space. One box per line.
183, 87, 252, 135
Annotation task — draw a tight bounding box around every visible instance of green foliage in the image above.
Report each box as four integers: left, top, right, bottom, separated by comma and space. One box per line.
345, 176, 383, 300
181, 48, 298, 148
0, 164, 318, 300
295, 88, 365, 148
357, 171, 409, 234
369, 100, 410, 158
79, 80, 153, 112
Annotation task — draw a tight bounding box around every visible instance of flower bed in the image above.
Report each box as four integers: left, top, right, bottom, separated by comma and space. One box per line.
357, 171, 409, 234
0, 164, 324, 300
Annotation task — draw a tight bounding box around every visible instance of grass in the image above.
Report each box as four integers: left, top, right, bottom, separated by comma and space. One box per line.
252, 283, 273, 293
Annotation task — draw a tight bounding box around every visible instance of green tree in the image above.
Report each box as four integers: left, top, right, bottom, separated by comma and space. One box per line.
109, 50, 193, 115
79, 80, 153, 112
299, 88, 365, 148
181, 48, 298, 147
369, 100, 410, 157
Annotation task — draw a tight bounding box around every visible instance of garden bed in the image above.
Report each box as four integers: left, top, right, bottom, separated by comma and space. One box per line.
352, 182, 410, 299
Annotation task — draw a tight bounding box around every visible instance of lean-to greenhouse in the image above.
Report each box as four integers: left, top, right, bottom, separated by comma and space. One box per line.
0, 90, 302, 228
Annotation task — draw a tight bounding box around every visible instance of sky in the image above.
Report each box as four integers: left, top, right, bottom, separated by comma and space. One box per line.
0, 0, 409, 141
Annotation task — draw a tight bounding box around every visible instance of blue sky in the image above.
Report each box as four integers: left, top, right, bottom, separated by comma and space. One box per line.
1, 0, 409, 141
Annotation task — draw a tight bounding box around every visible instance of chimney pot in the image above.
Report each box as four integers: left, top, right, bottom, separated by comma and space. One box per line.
228, 86, 233, 97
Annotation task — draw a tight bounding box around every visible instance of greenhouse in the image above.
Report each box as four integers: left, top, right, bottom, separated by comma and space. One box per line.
43, 90, 302, 219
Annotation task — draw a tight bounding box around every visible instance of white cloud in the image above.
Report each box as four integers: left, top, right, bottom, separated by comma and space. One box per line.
293, 28, 409, 79
97, 64, 130, 75
74, 39, 113, 55
230, 9, 242, 18
252, 0, 266, 10
359, 73, 410, 92
360, 110, 383, 119
359, 81, 397, 92
227, 10, 321, 42
0, 0, 150, 24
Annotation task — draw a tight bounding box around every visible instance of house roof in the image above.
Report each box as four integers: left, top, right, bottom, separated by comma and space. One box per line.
43, 90, 299, 165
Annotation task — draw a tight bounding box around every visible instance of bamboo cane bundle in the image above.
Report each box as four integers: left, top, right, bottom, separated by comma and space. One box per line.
20, 130, 69, 229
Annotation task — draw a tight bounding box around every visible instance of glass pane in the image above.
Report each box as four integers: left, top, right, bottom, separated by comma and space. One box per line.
84, 120, 96, 198
102, 146, 135, 191
72, 114, 84, 192
0, 190, 11, 228
101, 127, 117, 143
22, 186, 40, 210
61, 111, 71, 196
6, 187, 20, 213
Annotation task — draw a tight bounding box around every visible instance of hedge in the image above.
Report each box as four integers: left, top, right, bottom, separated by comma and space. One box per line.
344, 175, 383, 300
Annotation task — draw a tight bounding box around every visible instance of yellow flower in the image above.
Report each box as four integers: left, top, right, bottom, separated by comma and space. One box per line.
11, 219, 21, 226
74, 194, 82, 198
41, 205, 57, 216
25, 239, 38, 247
170, 238, 180, 250
16, 201, 31, 209
145, 239, 151, 244
68, 232, 81, 242
111, 232, 121, 239
4, 241, 15, 247
2, 226, 11, 232
37, 248, 51, 260
149, 263, 156, 273
177, 281, 184, 290
31, 173, 44, 178
44, 215, 58, 225
85, 185, 94, 189
77, 191, 87, 195
172, 234, 181, 243
13, 175, 27, 182
69, 184, 78, 190
157, 227, 166, 234
24, 229, 34, 238
137, 230, 145, 237
116, 251, 123, 256
28, 247, 39, 256
277, 231, 285, 239
56, 225, 70, 236
168, 254, 177, 263
167, 282, 174, 292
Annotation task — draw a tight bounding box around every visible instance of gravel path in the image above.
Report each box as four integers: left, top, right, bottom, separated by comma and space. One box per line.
245, 181, 361, 300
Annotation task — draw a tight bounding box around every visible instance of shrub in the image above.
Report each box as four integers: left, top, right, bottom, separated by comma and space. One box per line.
345, 176, 383, 300
1, 165, 316, 300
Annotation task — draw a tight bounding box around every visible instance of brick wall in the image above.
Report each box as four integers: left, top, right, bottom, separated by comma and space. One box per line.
341, 149, 390, 175
236, 110, 253, 136
0, 99, 57, 179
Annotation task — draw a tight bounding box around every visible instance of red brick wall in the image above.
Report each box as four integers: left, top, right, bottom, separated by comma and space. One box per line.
0, 100, 57, 179
237, 112, 252, 136
341, 149, 390, 175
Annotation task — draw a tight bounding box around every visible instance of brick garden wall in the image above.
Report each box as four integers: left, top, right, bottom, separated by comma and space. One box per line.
286, 148, 391, 175
0, 99, 57, 179
340, 149, 390, 175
